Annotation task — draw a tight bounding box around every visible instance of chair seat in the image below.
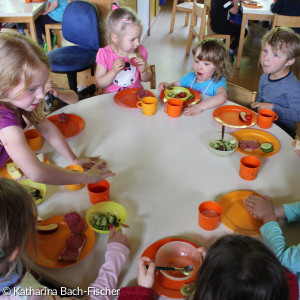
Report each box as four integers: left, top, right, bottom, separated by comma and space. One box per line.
177, 2, 193, 9
47, 46, 96, 73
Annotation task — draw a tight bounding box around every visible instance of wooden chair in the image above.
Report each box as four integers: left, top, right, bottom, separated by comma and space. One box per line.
150, 64, 156, 89
45, 23, 63, 52
227, 82, 257, 108
257, 14, 300, 68
186, 0, 230, 55
170, 0, 194, 33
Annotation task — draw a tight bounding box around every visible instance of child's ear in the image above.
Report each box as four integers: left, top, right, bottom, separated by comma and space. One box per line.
111, 33, 119, 44
285, 58, 295, 67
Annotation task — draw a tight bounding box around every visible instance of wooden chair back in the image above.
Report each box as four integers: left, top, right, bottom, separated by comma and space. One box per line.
227, 82, 257, 108
150, 64, 156, 89
170, 0, 194, 33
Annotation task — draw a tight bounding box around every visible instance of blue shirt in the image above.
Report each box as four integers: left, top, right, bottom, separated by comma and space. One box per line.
179, 72, 227, 96
48, 0, 68, 22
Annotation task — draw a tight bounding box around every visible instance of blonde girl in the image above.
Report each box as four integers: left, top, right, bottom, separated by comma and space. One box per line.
0, 178, 130, 299
158, 39, 229, 116
0, 33, 114, 185
95, 1, 152, 93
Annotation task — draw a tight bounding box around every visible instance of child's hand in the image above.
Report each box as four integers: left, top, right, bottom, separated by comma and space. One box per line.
292, 139, 300, 156
158, 82, 170, 93
251, 102, 274, 111
108, 226, 131, 250
244, 195, 277, 223
84, 163, 115, 182
183, 103, 204, 116
112, 58, 126, 73
137, 257, 156, 289
73, 156, 107, 171
44, 80, 60, 98
134, 57, 147, 74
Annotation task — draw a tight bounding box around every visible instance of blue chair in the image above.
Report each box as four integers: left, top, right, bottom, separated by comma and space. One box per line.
47, 0, 100, 93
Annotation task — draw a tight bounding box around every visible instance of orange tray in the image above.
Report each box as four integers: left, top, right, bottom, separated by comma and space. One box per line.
48, 114, 85, 138
218, 190, 264, 236
142, 238, 198, 299
159, 88, 201, 107
114, 89, 155, 108
213, 105, 257, 128
28, 215, 95, 268
232, 129, 280, 157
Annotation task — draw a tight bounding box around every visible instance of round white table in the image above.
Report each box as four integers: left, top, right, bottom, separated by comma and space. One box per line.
34, 90, 300, 299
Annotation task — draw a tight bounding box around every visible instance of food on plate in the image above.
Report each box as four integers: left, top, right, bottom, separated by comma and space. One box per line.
89, 212, 121, 231
243, 0, 261, 5
164, 87, 191, 102
239, 111, 252, 122
36, 223, 59, 234
58, 113, 68, 123
260, 142, 274, 153
36, 153, 44, 162
180, 282, 195, 297
24, 185, 43, 201
6, 162, 22, 179
136, 89, 151, 100
64, 212, 86, 235
239, 140, 260, 150
130, 57, 138, 67
209, 138, 237, 151
58, 234, 86, 262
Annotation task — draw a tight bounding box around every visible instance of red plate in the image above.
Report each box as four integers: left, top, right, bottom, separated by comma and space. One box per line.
213, 105, 257, 128
114, 89, 155, 108
28, 215, 95, 268
48, 114, 85, 138
159, 88, 201, 107
142, 238, 198, 299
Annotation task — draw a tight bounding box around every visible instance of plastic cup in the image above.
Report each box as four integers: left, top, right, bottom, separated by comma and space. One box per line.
25, 0, 31, 3
257, 109, 278, 129
65, 165, 84, 191
239, 156, 261, 181
136, 96, 157, 116
198, 201, 223, 230
164, 98, 183, 118
87, 180, 110, 204
25, 129, 43, 151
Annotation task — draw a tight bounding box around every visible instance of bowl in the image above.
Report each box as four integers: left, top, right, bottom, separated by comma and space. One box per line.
208, 133, 238, 157
86, 201, 127, 234
20, 179, 46, 205
164, 87, 191, 102
155, 241, 201, 281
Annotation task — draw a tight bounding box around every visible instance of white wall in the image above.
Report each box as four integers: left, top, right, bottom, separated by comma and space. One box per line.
137, 0, 149, 39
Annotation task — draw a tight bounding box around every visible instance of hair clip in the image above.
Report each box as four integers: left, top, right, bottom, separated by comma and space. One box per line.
122, 19, 132, 24
112, 2, 119, 11
0, 248, 4, 258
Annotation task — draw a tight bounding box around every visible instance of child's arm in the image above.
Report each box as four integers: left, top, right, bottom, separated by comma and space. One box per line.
158, 80, 181, 93
43, 0, 58, 15
95, 59, 125, 89
229, 0, 240, 14
184, 86, 227, 116
292, 139, 300, 156
134, 58, 152, 82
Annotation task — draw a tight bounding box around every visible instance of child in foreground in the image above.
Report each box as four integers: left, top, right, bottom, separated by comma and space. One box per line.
118, 235, 296, 300
95, 1, 152, 93
0, 178, 130, 300
158, 39, 228, 116
0, 33, 114, 185
251, 27, 300, 138
244, 194, 300, 299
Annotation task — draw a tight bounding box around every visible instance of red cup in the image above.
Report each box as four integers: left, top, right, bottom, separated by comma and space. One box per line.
198, 201, 223, 230
25, 129, 43, 151
87, 180, 110, 204
257, 109, 278, 129
25, 0, 31, 3
164, 98, 183, 118
239, 156, 261, 181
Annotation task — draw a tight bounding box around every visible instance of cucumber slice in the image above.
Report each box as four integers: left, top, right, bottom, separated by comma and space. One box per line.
261, 142, 273, 153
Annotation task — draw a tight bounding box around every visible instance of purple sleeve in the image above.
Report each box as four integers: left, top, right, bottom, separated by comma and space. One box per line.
0, 105, 23, 130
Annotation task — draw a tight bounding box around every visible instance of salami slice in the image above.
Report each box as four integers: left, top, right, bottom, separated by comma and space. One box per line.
63, 212, 86, 235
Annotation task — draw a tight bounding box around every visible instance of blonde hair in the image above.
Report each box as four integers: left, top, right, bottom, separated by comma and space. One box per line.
0, 178, 37, 278
106, 1, 142, 45
0, 33, 50, 124
262, 27, 300, 61
192, 39, 229, 82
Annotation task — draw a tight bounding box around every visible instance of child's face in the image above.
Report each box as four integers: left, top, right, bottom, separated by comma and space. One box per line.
8, 63, 49, 112
193, 48, 216, 83
114, 24, 142, 55
261, 43, 295, 79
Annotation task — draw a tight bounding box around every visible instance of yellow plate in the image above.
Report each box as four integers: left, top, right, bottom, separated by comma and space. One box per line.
20, 179, 46, 205
218, 190, 263, 236
232, 129, 280, 157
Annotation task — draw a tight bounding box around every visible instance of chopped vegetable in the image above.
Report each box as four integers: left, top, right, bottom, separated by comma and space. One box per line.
24, 186, 43, 201
260, 142, 273, 153
209, 138, 237, 151
90, 212, 121, 231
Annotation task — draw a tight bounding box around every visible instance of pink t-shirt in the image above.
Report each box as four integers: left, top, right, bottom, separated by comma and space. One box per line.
96, 45, 148, 93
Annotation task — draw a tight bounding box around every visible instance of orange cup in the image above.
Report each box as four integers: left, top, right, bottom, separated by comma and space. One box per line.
257, 109, 278, 129
65, 165, 84, 191
136, 96, 157, 116
87, 180, 110, 204
164, 98, 183, 118
239, 156, 261, 181
25, 0, 31, 3
198, 201, 223, 231
25, 129, 43, 151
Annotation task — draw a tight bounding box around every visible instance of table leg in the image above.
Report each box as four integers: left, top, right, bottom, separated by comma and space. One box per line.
236, 13, 248, 69
29, 19, 38, 42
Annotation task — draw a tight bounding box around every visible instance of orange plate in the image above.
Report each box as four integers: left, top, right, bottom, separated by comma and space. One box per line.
48, 114, 85, 138
218, 190, 263, 236
142, 238, 198, 299
159, 88, 201, 107
28, 215, 95, 268
232, 129, 280, 157
242, 1, 263, 7
213, 105, 257, 128
114, 89, 155, 108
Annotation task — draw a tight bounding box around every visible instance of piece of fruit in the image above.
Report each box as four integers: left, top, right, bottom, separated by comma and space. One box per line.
36, 223, 59, 234
179, 92, 187, 98
239, 111, 248, 122
246, 113, 252, 120
130, 57, 138, 67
